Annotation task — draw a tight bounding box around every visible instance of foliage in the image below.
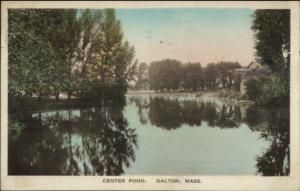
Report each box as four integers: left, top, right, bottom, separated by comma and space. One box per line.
256, 75, 289, 106
252, 10, 290, 76
245, 75, 289, 106
8, 9, 135, 103
8, 10, 80, 100
204, 63, 218, 89
148, 59, 182, 92
252, 10, 290, 98
75, 9, 136, 100
216, 61, 241, 88
244, 10, 290, 106
134, 62, 149, 90
146, 60, 241, 92
245, 77, 263, 101
182, 63, 203, 90
8, 120, 25, 141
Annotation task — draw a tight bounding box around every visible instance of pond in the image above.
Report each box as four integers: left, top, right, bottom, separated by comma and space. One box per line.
8, 94, 289, 176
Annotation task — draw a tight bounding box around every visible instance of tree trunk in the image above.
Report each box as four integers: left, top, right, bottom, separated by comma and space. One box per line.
55, 93, 59, 101
68, 91, 71, 100
38, 93, 42, 101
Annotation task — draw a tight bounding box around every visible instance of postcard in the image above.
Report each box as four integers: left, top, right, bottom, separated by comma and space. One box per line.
1, 1, 300, 190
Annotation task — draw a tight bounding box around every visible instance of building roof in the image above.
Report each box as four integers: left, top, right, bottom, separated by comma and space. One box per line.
247, 61, 262, 70
235, 67, 251, 73
234, 62, 271, 76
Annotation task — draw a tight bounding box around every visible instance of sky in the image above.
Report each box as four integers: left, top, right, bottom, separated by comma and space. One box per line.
116, 8, 255, 66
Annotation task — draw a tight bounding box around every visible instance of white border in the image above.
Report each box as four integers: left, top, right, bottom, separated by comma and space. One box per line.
1, 1, 300, 190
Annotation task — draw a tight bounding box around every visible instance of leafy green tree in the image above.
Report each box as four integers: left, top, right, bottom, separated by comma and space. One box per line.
76, 9, 99, 92
9, 9, 135, 103
252, 10, 290, 96
62, 10, 81, 100
77, 9, 135, 100
8, 10, 33, 99
148, 62, 161, 91
9, 10, 48, 99
216, 61, 241, 88
148, 59, 182, 92
135, 62, 149, 90
182, 63, 203, 91
245, 77, 263, 100
114, 41, 135, 94
44, 10, 81, 100
204, 63, 218, 89
8, 10, 81, 101
147, 60, 241, 91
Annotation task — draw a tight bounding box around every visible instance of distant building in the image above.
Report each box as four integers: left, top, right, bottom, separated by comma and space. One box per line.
234, 62, 271, 96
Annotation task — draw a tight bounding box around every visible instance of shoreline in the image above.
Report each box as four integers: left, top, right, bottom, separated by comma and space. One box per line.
127, 90, 220, 96
10, 89, 258, 112
126, 89, 256, 105
127, 89, 240, 98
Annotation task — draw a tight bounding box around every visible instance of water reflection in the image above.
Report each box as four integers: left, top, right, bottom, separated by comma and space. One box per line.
8, 106, 138, 175
128, 95, 290, 176
8, 95, 289, 176
129, 96, 243, 129
248, 106, 290, 176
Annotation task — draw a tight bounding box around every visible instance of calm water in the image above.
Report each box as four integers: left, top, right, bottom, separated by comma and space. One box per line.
8, 94, 290, 176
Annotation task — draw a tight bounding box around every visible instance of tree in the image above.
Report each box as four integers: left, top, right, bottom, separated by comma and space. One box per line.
135, 63, 149, 90
226, 62, 241, 87
8, 10, 81, 101
78, 9, 135, 100
182, 63, 203, 91
49, 10, 81, 100
8, 10, 35, 99
204, 63, 218, 89
148, 62, 161, 91
76, 9, 101, 95
114, 41, 135, 94
245, 77, 263, 100
101, 8, 135, 90
8, 10, 51, 99
216, 61, 241, 88
148, 59, 182, 92
252, 10, 290, 96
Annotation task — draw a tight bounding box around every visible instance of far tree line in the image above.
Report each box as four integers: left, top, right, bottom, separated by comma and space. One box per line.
134, 9, 290, 107
133, 60, 241, 92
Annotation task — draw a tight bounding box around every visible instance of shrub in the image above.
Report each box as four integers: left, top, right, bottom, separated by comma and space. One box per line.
245, 77, 263, 101
245, 75, 289, 106
256, 75, 289, 106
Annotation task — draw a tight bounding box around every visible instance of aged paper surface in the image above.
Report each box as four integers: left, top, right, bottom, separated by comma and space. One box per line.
1, 1, 300, 190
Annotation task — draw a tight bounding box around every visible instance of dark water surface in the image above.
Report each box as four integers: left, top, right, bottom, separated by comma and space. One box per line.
8, 94, 289, 176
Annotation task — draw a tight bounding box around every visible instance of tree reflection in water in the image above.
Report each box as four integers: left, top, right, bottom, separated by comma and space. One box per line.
130, 95, 290, 176
8, 106, 138, 175
129, 96, 243, 129
245, 106, 290, 176
9, 95, 289, 176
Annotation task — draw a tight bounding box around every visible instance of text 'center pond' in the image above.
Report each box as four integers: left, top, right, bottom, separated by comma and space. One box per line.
8, 94, 289, 176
